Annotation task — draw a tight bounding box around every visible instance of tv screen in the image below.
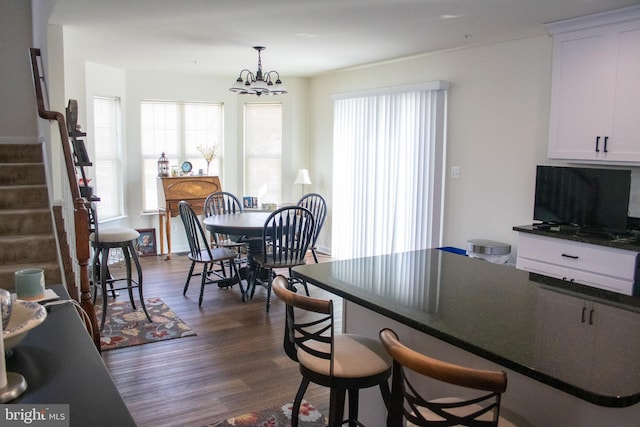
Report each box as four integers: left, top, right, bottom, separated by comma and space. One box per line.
533, 166, 631, 232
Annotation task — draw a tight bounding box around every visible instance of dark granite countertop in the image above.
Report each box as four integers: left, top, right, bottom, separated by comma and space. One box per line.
292, 249, 640, 408
513, 224, 640, 251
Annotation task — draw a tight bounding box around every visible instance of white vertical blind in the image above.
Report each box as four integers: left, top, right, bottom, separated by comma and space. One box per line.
332, 82, 448, 259
93, 96, 122, 220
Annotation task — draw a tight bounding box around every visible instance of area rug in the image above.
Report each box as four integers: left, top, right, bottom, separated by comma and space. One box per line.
205, 400, 326, 427
96, 296, 196, 351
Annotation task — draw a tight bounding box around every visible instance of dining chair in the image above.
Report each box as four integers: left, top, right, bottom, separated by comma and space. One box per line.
203, 191, 247, 276
251, 206, 315, 312
88, 203, 151, 331
179, 201, 244, 305
379, 328, 529, 427
297, 193, 327, 263
272, 276, 391, 427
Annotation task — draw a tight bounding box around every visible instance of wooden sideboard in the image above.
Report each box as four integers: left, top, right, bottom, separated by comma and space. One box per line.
157, 176, 221, 259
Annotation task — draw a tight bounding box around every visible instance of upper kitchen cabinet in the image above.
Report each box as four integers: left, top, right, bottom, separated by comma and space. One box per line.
546, 6, 640, 164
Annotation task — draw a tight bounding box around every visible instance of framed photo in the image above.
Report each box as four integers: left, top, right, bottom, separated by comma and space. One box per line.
243, 196, 254, 209
135, 228, 157, 257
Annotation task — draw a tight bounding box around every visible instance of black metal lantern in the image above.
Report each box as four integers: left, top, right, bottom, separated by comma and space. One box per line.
157, 152, 169, 177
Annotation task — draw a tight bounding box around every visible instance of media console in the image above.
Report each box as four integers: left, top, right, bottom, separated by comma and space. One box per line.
513, 225, 640, 297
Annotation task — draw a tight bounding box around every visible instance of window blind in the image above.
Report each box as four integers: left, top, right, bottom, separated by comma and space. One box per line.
332, 82, 448, 259
93, 96, 122, 220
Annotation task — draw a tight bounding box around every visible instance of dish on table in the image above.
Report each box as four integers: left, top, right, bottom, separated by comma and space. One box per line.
4, 300, 47, 351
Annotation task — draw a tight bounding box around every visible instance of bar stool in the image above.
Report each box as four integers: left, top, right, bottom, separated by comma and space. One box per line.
272, 276, 391, 427
89, 206, 151, 331
379, 328, 531, 426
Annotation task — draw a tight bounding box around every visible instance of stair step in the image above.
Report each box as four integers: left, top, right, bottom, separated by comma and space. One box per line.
0, 144, 43, 164
0, 143, 63, 291
0, 164, 46, 186
0, 234, 59, 264
0, 209, 52, 235
0, 261, 62, 291
0, 185, 49, 210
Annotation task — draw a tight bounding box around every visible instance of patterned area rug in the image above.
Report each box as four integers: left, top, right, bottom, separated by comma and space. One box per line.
96, 297, 196, 351
205, 400, 326, 427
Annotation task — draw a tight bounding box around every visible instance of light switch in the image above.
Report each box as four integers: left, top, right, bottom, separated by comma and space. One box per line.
451, 166, 460, 180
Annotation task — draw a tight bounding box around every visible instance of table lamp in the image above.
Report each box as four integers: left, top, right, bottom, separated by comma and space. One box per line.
294, 169, 312, 198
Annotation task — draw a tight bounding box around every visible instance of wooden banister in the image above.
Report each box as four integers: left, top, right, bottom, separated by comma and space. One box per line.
29, 48, 100, 350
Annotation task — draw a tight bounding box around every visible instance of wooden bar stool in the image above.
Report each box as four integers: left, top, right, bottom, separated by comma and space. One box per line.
379, 328, 531, 426
89, 212, 151, 331
272, 276, 391, 427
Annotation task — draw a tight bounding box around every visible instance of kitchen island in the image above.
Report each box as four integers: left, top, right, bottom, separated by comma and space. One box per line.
292, 249, 640, 426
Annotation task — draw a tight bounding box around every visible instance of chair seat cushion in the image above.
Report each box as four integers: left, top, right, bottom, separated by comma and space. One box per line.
90, 228, 139, 243
298, 333, 391, 379
252, 254, 306, 269
189, 247, 239, 263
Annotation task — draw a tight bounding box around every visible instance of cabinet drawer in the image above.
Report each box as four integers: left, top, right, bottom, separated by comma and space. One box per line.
517, 233, 637, 281
517, 258, 635, 295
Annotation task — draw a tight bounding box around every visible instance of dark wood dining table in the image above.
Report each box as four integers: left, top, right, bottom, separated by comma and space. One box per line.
203, 211, 273, 299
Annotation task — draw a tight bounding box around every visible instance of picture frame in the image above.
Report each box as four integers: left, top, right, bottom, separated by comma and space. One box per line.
243, 196, 254, 209
135, 228, 157, 257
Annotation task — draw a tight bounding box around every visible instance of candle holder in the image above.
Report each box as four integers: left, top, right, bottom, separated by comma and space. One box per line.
0, 372, 26, 403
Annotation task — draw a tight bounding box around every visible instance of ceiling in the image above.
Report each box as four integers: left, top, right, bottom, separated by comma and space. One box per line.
49, 0, 640, 78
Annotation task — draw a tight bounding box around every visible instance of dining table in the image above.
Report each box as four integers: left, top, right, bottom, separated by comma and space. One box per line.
203, 211, 273, 299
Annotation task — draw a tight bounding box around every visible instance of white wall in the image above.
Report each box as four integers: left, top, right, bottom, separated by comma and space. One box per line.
309, 36, 558, 258
0, 0, 36, 140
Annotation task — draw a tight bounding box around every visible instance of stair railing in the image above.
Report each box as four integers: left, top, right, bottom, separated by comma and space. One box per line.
29, 48, 100, 349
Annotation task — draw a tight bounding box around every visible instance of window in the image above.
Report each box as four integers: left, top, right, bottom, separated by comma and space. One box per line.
93, 96, 122, 220
332, 82, 449, 259
140, 101, 223, 212
244, 103, 282, 203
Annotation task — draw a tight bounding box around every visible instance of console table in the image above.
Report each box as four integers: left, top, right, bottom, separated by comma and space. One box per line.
6, 284, 136, 425
157, 176, 221, 259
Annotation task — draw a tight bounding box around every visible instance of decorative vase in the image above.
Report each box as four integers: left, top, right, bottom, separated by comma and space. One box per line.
0, 289, 12, 329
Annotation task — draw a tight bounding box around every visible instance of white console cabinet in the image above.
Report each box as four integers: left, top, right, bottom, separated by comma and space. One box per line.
516, 232, 638, 295
546, 6, 640, 163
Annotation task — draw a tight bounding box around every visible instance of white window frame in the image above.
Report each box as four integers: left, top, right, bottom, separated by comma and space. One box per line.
140, 101, 224, 212
243, 103, 283, 204
93, 96, 123, 220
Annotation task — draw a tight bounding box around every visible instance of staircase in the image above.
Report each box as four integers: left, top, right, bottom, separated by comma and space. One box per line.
0, 143, 62, 289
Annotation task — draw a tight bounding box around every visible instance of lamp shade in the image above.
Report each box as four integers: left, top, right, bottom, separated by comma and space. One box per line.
294, 169, 312, 185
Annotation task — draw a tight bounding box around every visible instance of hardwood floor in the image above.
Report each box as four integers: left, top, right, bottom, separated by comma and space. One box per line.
103, 252, 336, 426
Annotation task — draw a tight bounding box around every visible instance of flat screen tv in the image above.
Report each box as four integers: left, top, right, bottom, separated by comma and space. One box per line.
533, 166, 631, 233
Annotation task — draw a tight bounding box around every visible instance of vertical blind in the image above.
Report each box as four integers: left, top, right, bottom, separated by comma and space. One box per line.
332, 82, 448, 259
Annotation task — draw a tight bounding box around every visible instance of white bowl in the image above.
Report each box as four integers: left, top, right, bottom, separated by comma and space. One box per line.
3, 300, 47, 351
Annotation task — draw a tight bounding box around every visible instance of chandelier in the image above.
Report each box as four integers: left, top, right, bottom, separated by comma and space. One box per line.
229, 46, 287, 96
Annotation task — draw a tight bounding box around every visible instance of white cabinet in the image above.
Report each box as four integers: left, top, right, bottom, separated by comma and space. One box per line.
546, 7, 640, 163
534, 287, 640, 395
516, 232, 638, 295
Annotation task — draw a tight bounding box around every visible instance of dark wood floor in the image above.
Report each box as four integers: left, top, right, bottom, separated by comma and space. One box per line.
103, 252, 336, 426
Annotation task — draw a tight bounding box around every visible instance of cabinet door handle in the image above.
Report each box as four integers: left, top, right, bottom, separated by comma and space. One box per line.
603, 136, 608, 153
589, 308, 594, 325
595, 136, 600, 152
561, 253, 579, 259
581, 306, 586, 323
